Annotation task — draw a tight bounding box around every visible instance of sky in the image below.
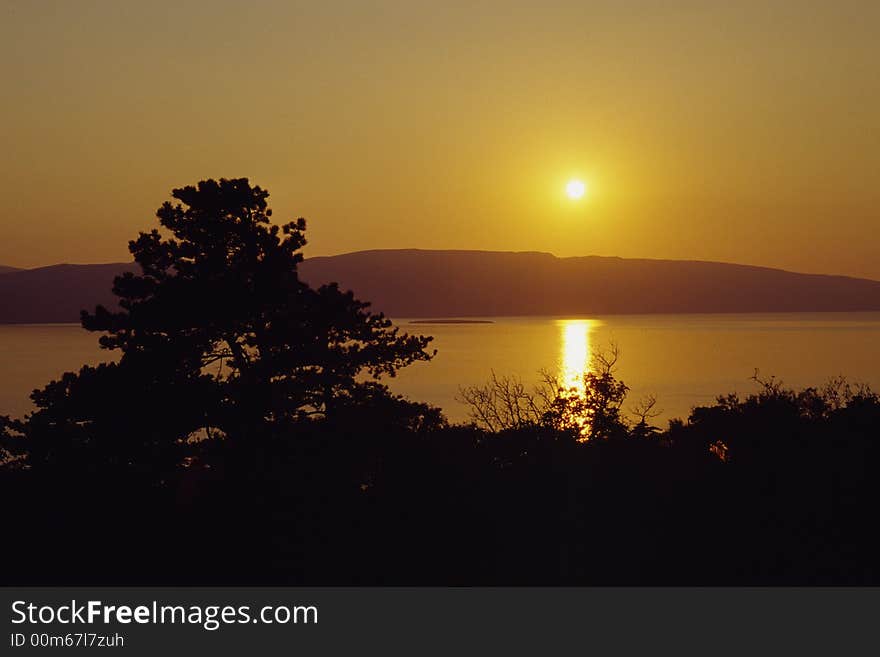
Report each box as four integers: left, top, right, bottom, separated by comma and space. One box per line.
1, 1, 878, 278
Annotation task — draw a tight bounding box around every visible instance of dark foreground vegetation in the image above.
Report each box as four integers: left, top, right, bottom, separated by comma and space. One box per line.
2, 179, 878, 585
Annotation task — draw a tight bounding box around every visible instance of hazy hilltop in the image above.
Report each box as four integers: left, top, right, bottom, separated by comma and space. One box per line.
3, 250, 880, 323
300, 249, 880, 317
0, 265, 22, 274
0, 263, 131, 324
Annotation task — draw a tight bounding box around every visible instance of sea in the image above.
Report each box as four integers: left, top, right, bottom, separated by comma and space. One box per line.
2, 312, 880, 425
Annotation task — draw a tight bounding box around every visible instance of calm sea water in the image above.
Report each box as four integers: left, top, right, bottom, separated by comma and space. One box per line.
2, 313, 880, 424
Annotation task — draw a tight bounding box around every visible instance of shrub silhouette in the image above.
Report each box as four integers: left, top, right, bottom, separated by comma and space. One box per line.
459, 344, 649, 440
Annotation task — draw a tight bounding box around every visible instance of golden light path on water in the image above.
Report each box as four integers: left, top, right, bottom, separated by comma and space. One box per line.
557, 319, 599, 436
558, 319, 599, 397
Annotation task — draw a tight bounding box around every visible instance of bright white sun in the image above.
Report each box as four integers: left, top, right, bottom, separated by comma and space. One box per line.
566, 179, 586, 200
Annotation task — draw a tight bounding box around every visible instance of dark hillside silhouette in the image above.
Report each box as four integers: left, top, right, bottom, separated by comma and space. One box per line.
5, 250, 880, 323
0, 265, 22, 274
4, 355, 879, 585
300, 249, 880, 316
0, 263, 131, 323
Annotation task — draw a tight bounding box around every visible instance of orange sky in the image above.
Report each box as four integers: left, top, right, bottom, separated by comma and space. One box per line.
1, 1, 878, 278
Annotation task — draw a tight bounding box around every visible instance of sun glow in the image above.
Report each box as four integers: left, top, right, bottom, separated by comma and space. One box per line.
565, 179, 586, 200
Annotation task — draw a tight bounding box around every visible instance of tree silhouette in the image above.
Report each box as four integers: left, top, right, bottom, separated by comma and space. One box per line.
0, 415, 25, 466
26, 178, 435, 471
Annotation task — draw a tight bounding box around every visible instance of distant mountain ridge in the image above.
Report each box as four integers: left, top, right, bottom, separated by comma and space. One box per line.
0, 263, 132, 324
299, 249, 880, 317
2, 250, 880, 324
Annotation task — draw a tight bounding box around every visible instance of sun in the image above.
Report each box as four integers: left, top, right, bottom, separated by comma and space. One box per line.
566, 179, 586, 200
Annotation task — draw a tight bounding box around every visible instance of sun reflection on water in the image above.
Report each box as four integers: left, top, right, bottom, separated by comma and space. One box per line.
559, 319, 596, 395
557, 319, 600, 436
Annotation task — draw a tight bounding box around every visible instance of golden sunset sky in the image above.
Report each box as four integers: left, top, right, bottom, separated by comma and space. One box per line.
1, 1, 878, 278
